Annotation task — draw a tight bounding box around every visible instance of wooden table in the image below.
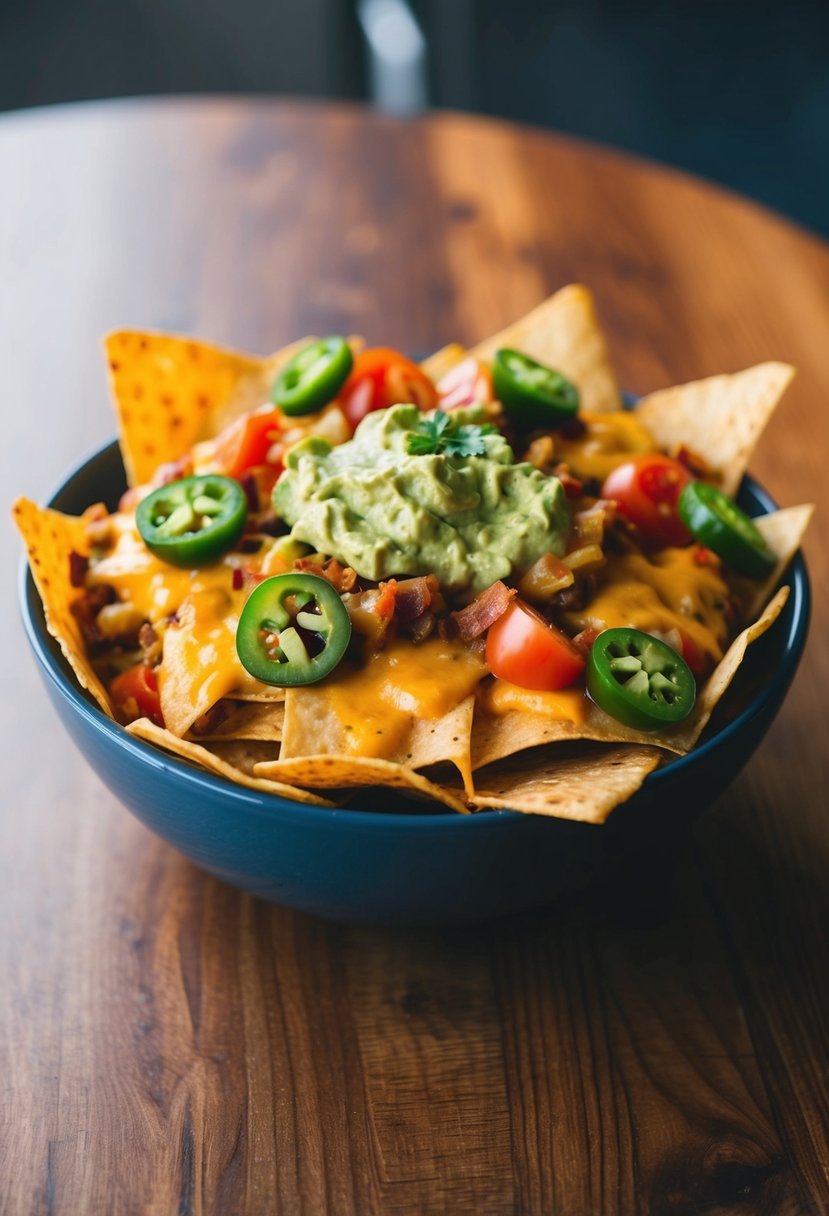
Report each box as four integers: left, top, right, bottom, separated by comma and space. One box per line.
2, 98, 827, 1215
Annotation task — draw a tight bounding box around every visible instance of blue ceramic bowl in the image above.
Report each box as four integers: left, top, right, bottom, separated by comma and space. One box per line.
20, 440, 810, 925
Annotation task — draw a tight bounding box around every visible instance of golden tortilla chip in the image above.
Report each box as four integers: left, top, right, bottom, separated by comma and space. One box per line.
13, 498, 113, 717
251, 754, 469, 814
671, 586, 789, 750
635, 363, 794, 496
127, 717, 334, 805
749, 504, 814, 621
186, 699, 284, 742
468, 744, 663, 824
280, 686, 476, 795
106, 330, 311, 486
204, 738, 281, 775
469, 284, 621, 413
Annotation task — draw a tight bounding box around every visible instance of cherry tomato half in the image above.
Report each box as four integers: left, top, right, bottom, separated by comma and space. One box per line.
486, 599, 586, 691
436, 357, 493, 410
214, 405, 282, 479
110, 664, 164, 727
601, 454, 692, 548
340, 347, 438, 432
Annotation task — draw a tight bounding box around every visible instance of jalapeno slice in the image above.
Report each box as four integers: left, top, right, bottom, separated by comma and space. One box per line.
678, 480, 776, 579
136, 474, 248, 568
586, 627, 696, 731
270, 337, 353, 417
236, 573, 352, 686
492, 348, 580, 428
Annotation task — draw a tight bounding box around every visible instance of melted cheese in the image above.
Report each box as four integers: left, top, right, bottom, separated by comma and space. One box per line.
317, 637, 487, 757
563, 548, 730, 667
556, 410, 656, 483
480, 680, 586, 724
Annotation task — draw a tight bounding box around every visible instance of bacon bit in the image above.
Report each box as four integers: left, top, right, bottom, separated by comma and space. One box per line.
68, 550, 89, 587
294, 556, 359, 594
232, 567, 244, 591
450, 580, 516, 641
405, 610, 436, 644
673, 444, 712, 479
239, 472, 260, 512
573, 626, 601, 656
551, 573, 597, 612
138, 621, 162, 667
552, 463, 583, 499
152, 454, 194, 487
693, 545, 720, 568
374, 579, 398, 620
70, 584, 116, 651
394, 575, 438, 622
190, 701, 231, 737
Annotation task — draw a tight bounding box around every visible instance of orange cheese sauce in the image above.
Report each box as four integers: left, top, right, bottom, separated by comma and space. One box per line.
315, 636, 487, 757
479, 679, 587, 724
563, 548, 730, 669
555, 410, 656, 483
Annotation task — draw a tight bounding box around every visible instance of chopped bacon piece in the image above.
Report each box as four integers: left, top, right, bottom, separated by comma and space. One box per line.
373, 579, 398, 620
450, 580, 516, 642
138, 621, 162, 667
673, 444, 712, 479
153, 454, 194, 486
405, 610, 436, 644
394, 575, 438, 622
293, 556, 358, 594
552, 463, 583, 499
573, 626, 601, 656
70, 583, 116, 651
68, 550, 89, 588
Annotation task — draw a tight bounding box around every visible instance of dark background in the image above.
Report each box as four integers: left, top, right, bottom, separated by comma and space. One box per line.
1, 0, 827, 236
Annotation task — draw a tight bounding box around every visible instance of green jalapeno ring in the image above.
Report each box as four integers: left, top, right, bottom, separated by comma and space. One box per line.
586, 627, 696, 731
136, 474, 248, 568
492, 348, 580, 429
271, 337, 353, 417
236, 572, 352, 686
678, 480, 776, 580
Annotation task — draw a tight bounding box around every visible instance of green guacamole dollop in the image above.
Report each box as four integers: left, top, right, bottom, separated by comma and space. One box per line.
272, 404, 569, 597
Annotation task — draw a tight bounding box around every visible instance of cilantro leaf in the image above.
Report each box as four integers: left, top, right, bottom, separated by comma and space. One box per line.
406, 410, 495, 459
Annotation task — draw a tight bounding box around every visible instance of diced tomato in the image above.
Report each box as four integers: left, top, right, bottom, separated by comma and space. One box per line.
214, 405, 282, 478
677, 629, 706, 678
486, 599, 586, 691
340, 348, 438, 432
601, 454, 692, 548
110, 664, 164, 727
436, 357, 493, 410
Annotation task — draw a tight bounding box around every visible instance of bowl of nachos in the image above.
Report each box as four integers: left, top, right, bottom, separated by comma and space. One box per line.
15, 285, 812, 923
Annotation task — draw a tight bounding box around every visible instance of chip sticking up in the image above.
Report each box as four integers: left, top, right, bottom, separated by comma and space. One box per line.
106, 330, 312, 486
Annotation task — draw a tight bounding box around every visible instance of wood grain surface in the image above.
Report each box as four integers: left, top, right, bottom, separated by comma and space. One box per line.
1, 98, 827, 1215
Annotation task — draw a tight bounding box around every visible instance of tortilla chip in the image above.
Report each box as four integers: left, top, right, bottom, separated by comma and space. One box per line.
157, 598, 249, 737
204, 738, 281, 775
280, 687, 476, 795
251, 755, 469, 814
127, 718, 334, 805
635, 363, 794, 496
470, 696, 685, 771
13, 498, 113, 717
748, 504, 814, 621
469, 744, 663, 824
106, 331, 311, 486
469, 284, 621, 413
671, 586, 789, 750
420, 342, 467, 383
186, 700, 284, 742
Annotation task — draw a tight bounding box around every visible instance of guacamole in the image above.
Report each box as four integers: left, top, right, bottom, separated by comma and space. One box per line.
273, 404, 569, 596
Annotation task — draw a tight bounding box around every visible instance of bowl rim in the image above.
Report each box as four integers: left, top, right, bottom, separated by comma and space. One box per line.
19, 435, 811, 833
